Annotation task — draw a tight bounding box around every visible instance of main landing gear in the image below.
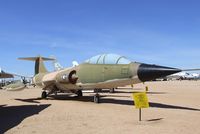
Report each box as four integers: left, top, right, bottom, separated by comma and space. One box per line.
41, 91, 47, 99
109, 88, 115, 93
41, 89, 100, 104
76, 90, 83, 97
93, 88, 100, 103
41, 90, 55, 99
94, 93, 100, 103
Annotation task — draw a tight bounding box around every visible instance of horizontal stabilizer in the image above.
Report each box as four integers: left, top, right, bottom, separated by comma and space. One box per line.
18, 57, 55, 61
18, 56, 55, 75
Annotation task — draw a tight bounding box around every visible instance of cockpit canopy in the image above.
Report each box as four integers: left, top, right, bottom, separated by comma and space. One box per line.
84, 54, 131, 64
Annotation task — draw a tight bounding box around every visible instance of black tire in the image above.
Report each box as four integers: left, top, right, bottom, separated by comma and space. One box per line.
76, 90, 83, 97
41, 91, 47, 99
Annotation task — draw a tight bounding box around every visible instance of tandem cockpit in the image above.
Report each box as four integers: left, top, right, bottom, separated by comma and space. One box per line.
84, 54, 131, 65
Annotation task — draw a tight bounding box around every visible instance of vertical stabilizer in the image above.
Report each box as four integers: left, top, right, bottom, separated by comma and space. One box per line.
18, 56, 55, 75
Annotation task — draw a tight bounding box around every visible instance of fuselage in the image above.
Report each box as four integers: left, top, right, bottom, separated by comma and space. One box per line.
33, 62, 142, 91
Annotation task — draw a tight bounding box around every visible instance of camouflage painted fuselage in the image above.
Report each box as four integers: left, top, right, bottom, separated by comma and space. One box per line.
33, 62, 141, 91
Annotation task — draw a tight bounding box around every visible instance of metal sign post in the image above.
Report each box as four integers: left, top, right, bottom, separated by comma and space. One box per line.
139, 108, 141, 121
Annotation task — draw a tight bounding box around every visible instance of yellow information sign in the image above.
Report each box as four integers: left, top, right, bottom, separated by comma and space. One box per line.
133, 92, 149, 109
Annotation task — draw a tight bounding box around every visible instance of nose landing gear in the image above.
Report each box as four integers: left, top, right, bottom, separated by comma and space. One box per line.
41, 91, 47, 99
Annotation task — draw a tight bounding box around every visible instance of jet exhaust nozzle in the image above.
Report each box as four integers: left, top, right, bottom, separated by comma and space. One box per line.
59, 70, 78, 84
137, 64, 181, 82
68, 70, 78, 84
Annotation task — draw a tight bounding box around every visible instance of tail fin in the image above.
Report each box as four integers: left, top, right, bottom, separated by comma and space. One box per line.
18, 56, 55, 75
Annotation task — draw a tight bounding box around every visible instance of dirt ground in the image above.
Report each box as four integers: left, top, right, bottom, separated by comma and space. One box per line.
0, 81, 200, 134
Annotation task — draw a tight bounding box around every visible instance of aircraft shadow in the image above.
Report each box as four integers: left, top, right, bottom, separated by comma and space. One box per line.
48, 95, 200, 111
0, 104, 7, 107
15, 98, 42, 104
115, 87, 134, 89
102, 99, 200, 111
146, 118, 164, 122
146, 92, 167, 95
0, 104, 51, 133
115, 91, 167, 94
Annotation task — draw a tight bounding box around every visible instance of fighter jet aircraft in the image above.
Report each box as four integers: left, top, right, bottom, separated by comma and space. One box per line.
18, 53, 198, 103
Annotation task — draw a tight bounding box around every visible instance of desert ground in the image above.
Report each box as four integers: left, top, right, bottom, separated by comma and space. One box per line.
0, 81, 200, 134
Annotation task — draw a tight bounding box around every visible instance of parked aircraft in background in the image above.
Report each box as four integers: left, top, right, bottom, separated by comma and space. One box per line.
49, 56, 63, 71
0, 68, 14, 79
0, 67, 31, 90
72, 61, 79, 67
50, 56, 79, 71
167, 72, 200, 80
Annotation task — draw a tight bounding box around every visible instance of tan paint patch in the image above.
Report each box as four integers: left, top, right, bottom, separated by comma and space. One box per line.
42, 67, 74, 82
42, 71, 58, 82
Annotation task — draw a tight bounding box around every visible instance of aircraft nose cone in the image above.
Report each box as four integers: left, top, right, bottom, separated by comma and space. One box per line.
137, 64, 181, 82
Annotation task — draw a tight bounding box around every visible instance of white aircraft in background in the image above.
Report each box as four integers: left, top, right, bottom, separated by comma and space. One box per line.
50, 56, 79, 71
184, 73, 200, 80
167, 72, 200, 80
49, 55, 63, 71
53, 59, 63, 71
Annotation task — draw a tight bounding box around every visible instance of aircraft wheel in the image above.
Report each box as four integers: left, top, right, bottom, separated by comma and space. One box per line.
41, 91, 47, 99
76, 90, 83, 97
109, 88, 115, 93
94, 94, 100, 103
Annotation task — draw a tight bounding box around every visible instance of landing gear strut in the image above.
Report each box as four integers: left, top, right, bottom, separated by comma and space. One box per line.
94, 89, 102, 93
94, 93, 100, 103
41, 91, 47, 99
109, 88, 115, 93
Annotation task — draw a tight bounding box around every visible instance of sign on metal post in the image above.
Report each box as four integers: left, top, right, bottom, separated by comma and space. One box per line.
133, 92, 149, 121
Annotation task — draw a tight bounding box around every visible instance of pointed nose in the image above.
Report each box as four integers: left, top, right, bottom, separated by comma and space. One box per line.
137, 64, 181, 82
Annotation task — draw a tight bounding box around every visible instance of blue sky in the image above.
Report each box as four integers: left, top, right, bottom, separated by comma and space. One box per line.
0, 0, 200, 76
